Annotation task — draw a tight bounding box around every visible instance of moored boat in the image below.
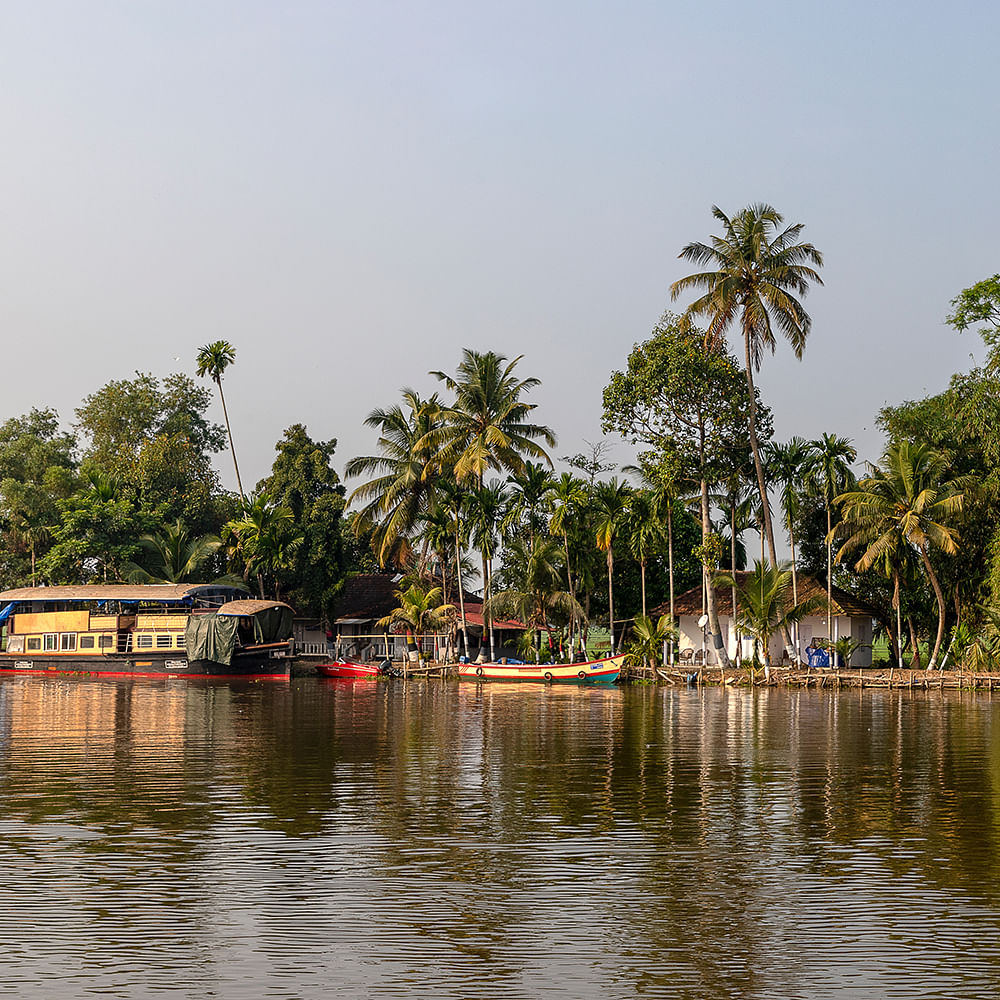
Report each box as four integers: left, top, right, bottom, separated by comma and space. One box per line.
0, 585, 295, 679
457, 654, 623, 684
316, 660, 380, 679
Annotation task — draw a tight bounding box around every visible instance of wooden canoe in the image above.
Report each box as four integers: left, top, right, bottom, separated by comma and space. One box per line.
316, 660, 380, 679
457, 654, 623, 684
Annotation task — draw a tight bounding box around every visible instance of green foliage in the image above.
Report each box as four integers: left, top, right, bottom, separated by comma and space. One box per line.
224, 491, 304, 599
623, 614, 676, 677
946, 274, 1000, 342
377, 581, 456, 637
122, 519, 239, 586
257, 424, 347, 617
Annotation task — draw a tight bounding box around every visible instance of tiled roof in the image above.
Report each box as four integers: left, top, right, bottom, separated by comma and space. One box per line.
651, 572, 878, 619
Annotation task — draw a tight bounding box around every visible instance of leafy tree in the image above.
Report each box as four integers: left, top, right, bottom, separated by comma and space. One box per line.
196, 341, 244, 501
377, 581, 456, 652
947, 274, 1000, 341
0, 409, 78, 585
42, 471, 154, 583
603, 315, 765, 669
670, 202, 823, 570
224, 492, 304, 599
258, 424, 348, 618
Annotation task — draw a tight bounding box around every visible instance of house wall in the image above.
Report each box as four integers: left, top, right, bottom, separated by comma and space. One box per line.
678, 613, 874, 666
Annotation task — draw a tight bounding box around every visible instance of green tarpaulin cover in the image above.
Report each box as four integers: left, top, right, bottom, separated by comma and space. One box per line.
241, 605, 293, 644
185, 615, 240, 665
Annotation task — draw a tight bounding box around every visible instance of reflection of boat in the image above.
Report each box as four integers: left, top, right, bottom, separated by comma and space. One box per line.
316, 660, 380, 679
0, 585, 295, 678
457, 655, 623, 684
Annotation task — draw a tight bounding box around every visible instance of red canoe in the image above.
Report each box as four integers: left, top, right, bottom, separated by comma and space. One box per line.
316, 660, 380, 679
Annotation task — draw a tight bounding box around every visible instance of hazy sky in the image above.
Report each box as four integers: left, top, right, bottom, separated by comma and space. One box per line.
1, 1, 997, 496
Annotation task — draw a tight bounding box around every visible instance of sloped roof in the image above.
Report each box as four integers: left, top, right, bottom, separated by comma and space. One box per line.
218, 600, 294, 616
332, 574, 399, 622
0, 584, 247, 603
651, 572, 878, 619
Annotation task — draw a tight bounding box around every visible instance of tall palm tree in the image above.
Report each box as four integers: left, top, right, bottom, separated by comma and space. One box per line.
346, 390, 443, 567
593, 479, 631, 654
767, 436, 816, 658
503, 461, 555, 548
424, 350, 556, 486
468, 480, 507, 661
378, 581, 456, 661
549, 472, 586, 655
196, 341, 244, 502
806, 433, 857, 644
624, 489, 665, 618
670, 203, 824, 569
835, 441, 964, 669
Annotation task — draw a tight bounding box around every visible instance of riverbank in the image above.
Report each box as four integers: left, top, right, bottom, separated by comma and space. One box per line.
653, 664, 1000, 690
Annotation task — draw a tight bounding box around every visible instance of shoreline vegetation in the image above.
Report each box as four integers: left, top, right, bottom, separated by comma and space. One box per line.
2, 211, 1000, 681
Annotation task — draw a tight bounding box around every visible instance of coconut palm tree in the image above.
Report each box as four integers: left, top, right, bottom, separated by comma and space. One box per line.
488, 535, 582, 661
424, 350, 555, 486
549, 472, 586, 655
835, 441, 964, 669
670, 203, 824, 570
196, 340, 244, 501
468, 480, 507, 660
378, 581, 456, 662
767, 436, 816, 658
346, 390, 443, 567
624, 489, 665, 618
503, 461, 555, 547
716, 561, 824, 670
806, 433, 857, 645
123, 519, 242, 586
593, 478, 631, 653
623, 613, 677, 679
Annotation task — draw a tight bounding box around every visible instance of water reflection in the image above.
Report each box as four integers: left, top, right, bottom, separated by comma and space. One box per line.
2, 676, 1000, 997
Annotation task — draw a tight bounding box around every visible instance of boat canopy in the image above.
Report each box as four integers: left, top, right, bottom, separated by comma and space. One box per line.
185, 600, 294, 665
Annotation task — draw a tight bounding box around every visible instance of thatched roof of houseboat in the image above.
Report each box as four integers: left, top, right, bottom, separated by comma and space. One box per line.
0, 584, 248, 603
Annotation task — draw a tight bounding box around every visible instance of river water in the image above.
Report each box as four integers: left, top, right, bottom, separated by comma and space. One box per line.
3, 676, 1000, 999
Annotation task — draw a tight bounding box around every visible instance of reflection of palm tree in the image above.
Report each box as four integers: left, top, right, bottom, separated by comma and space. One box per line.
594, 479, 631, 653
196, 341, 243, 502
671, 203, 823, 569
835, 441, 964, 669
346, 390, 442, 567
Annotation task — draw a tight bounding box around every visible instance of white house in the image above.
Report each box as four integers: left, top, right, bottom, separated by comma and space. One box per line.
654, 572, 876, 667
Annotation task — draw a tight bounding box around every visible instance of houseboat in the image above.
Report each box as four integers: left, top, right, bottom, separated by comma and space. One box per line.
0, 585, 295, 678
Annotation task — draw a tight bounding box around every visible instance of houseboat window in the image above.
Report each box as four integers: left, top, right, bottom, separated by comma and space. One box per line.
43, 633, 57, 651
176, 634, 186, 649
60, 633, 77, 651
98, 635, 114, 649
136, 634, 153, 649
27, 637, 40, 651
79, 636, 95, 649
155, 635, 172, 649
